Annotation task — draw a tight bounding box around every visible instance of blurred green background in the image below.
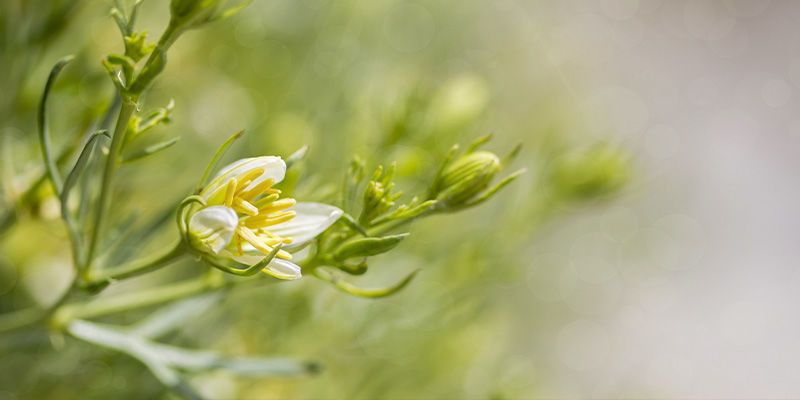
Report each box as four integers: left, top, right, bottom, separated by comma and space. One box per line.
0, 1, 630, 399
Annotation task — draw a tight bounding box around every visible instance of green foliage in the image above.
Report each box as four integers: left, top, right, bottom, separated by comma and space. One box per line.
0, 1, 632, 399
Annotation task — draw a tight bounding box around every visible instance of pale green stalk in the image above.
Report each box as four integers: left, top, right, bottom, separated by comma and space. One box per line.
84, 101, 136, 275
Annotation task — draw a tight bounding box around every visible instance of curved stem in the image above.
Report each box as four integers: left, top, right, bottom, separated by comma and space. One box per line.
86, 240, 186, 286
57, 277, 216, 324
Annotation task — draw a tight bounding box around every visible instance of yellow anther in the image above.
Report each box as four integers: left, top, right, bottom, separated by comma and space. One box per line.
257, 198, 296, 214
240, 178, 276, 201
277, 249, 292, 260
224, 178, 238, 207
236, 226, 272, 254
254, 194, 280, 208
264, 238, 283, 246
236, 180, 253, 195
233, 197, 259, 216
244, 211, 296, 228
236, 226, 293, 260
236, 168, 263, 191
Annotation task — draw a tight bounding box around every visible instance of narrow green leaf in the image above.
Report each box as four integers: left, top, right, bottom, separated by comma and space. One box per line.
38, 55, 74, 194
467, 133, 493, 153
333, 233, 408, 261
211, 0, 253, 23
285, 145, 308, 169
202, 244, 283, 276
60, 131, 110, 261
61, 131, 110, 209
314, 268, 420, 298
388, 199, 437, 220
463, 168, 526, 209
197, 129, 245, 192
338, 260, 368, 276
504, 141, 523, 164
121, 137, 180, 163
339, 213, 368, 236
130, 293, 221, 339
428, 144, 459, 198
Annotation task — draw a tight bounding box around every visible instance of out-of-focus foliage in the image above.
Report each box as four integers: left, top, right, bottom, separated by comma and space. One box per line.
0, 0, 629, 399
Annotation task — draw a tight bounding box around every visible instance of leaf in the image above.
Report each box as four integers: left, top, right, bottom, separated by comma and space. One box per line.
69, 319, 317, 384
462, 168, 526, 209
333, 233, 408, 261
285, 145, 308, 169
201, 243, 283, 277
466, 133, 493, 153
314, 268, 420, 298
338, 213, 368, 236
197, 129, 245, 192
68, 320, 203, 400
60, 131, 110, 209
129, 293, 221, 339
121, 137, 180, 163
38, 55, 74, 194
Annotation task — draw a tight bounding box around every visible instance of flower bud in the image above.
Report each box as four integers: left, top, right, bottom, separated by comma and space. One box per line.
187, 205, 238, 254
551, 145, 629, 201
433, 151, 501, 207
170, 0, 223, 27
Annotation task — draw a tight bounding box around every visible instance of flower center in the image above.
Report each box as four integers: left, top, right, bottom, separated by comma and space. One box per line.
221, 167, 296, 259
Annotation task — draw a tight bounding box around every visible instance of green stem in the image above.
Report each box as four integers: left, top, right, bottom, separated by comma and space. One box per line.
55, 276, 219, 325
85, 100, 136, 274
86, 241, 187, 286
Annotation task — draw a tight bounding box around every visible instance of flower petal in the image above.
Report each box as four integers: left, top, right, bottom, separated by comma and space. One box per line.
268, 202, 343, 249
223, 251, 302, 280
188, 206, 238, 254
201, 156, 286, 202
262, 258, 302, 280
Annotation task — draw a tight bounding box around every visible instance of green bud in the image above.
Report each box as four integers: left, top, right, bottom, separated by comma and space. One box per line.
333, 233, 408, 261
123, 31, 155, 62
433, 151, 501, 207
551, 145, 629, 201
359, 164, 402, 225
170, 0, 223, 26
169, 0, 249, 32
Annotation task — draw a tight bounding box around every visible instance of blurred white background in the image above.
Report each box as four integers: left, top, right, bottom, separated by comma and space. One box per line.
512, 0, 800, 397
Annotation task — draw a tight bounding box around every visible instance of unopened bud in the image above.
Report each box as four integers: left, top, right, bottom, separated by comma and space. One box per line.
433, 151, 501, 207
551, 145, 629, 201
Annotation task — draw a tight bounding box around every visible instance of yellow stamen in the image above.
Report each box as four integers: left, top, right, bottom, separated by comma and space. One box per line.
224, 178, 238, 207
245, 211, 296, 228
236, 226, 293, 260
236, 226, 273, 254
277, 249, 292, 259
258, 198, 296, 214
236, 179, 253, 195
233, 197, 259, 216
240, 178, 275, 201
254, 194, 280, 208
235, 168, 263, 193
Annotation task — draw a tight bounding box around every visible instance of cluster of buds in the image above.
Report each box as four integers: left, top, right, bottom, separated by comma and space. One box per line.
176, 133, 526, 297
427, 134, 525, 212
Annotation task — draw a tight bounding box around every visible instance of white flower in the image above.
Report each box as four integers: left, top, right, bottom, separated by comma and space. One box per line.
188, 156, 342, 280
